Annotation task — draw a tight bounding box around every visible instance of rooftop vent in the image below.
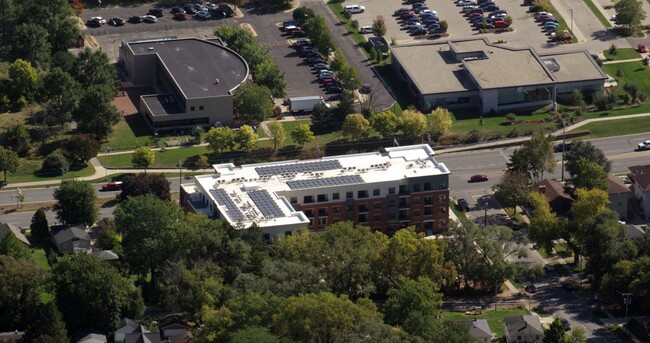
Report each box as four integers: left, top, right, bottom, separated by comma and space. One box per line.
542, 58, 561, 72
148, 47, 154, 51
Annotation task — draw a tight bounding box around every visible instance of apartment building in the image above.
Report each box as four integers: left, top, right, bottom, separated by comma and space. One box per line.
180, 145, 451, 239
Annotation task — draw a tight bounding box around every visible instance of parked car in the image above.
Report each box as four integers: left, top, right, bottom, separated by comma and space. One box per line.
312, 63, 331, 70
404, 22, 422, 30
411, 27, 428, 35
196, 10, 212, 19
128, 16, 143, 23
171, 7, 185, 14
490, 12, 507, 19
479, 1, 495, 8
400, 11, 417, 19
427, 27, 444, 34
101, 181, 123, 191
560, 318, 571, 331
359, 25, 373, 34
525, 283, 538, 293
639, 44, 649, 53
142, 14, 158, 22
468, 12, 483, 20
458, 198, 471, 212
174, 12, 189, 20
325, 85, 343, 93
86, 17, 105, 27
457, 0, 477, 6
184, 5, 198, 14
493, 19, 509, 28
553, 142, 573, 152
469, 174, 489, 182
637, 140, 650, 150
148, 8, 164, 17
394, 8, 411, 16
108, 17, 126, 26
344, 5, 366, 13
483, 5, 499, 12
412, 2, 428, 9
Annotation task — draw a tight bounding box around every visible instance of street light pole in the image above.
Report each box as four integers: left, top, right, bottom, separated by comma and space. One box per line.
561, 118, 566, 181
483, 196, 489, 228
104, 146, 110, 178
623, 293, 632, 324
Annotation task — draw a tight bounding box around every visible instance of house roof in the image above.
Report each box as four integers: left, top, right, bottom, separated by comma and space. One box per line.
169, 331, 194, 343
78, 333, 107, 343
92, 250, 119, 261
607, 174, 631, 194
456, 319, 493, 339
0, 223, 30, 246
629, 165, 650, 191
504, 315, 544, 335
626, 224, 647, 239
124, 332, 162, 343
0, 331, 25, 342
535, 179, 571, 202
52, 226, 90, 246
160, 314, 190, 330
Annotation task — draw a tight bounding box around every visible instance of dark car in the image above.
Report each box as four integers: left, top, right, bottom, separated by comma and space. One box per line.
307, 57, 326, 65
525, 283, 538, 293
562, 283, 574, 292
171, 7, 185, 14
184, 5, 198, 14
469, 174, 489, 182
428, 27, 444, 34
411, 27, 428, 35
553, 142, 573, 152
86, 18, 102, 27
292, 29, 307, 37
479, 1, 495, 7
483, 5, 499, 12
148, 8, 164, 17
560, 318, 571, 331
108, 17, 126, 26
128, 16, 143, 23
467, 8, 484, 15
458, 198, 470, 212
325, 85, 343, 94
394, 8, 411, 16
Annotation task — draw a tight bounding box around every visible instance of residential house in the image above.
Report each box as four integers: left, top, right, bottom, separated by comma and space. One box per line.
114, 318, 145, 343
168, 331, 194, 343
123, 331, 162, 343
0, 331, 24, 343
628, 165, 650, 220
535, 179, 572, 216
0, 223, 30, 247
504, 315, 544, 343
159, 315, 190, 338
51, 226, 90, 254
92, 250, 119, 261
606, 174, 632, 221
456, 319, 493, 343
78, 333, 107, 343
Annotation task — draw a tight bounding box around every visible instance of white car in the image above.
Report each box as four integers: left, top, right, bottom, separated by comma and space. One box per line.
142, 15, 157, 23
196, 11, 212, 19
91, 16, 107, 24
638, 140, 650, 150
359, 25, 373, 34
344, 5, 366, 13
205, 2, 218, 10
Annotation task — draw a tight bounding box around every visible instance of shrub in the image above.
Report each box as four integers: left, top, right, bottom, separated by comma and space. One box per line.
351, 20, 359, 29
507, 127, 520, 138
11, 96, 27, 112
42, 149, 69, 175
505, 113, 517, 124
465, 130, 482, 143
608, 43, 617, 56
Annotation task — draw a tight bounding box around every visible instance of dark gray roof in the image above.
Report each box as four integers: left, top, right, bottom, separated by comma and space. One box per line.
52, 226, 90, 245
504, 315, 543, 335
456, 319, 493, 339
128, 38, 248, 99
78, 333, 107, 343
124, 332, 162, 343
0, 223, 30, 246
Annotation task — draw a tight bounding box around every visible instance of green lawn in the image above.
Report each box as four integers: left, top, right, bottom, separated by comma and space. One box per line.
603, 61, 650, 90
581, 0, 612, 28
31, 248, 50, 271
442, 309, 531, 338
603, 48, 642, 61
104, 114, 154, 151
7, 159, 95, 183
574, 116, 650, 138
104, 145, 210, 168
450, 110, 556, 138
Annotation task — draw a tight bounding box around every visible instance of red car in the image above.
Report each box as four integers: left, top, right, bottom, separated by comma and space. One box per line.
174, 12, 189, 20
101, 181, 123, 191
493, 20, 509, 28
639, 44, 648, 53
469, 174, 489, 182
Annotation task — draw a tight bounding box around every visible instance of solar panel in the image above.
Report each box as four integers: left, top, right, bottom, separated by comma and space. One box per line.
286, 175, 364, 190
209, 189, 246, 222
255, 160, 342, 176
249, 190, 284, 218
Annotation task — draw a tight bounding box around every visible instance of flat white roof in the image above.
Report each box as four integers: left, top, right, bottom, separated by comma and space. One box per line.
186, 144, 450, 228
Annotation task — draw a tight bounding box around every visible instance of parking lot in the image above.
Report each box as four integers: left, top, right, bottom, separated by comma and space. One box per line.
347, 0, 592, 50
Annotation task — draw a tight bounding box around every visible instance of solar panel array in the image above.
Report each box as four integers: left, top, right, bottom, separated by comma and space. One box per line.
255, 160, 342, 176
249, 190, 284, 218
209, 189, 245, 222
287, 175, 364, 190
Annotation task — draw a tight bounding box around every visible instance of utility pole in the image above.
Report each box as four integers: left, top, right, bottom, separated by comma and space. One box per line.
482, 195, 489, 228
104, 146, 110, 178
561, 117, 566, 181
178, 160, 183, 186
622, 293, 632, 324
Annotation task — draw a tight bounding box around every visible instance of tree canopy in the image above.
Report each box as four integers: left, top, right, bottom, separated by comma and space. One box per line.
131, 146, 155, 170
118, 173, 171, 202
53, 179, 98, 226
291, 123, 315, 147
234, 83, 274, 122
564, 140, 611, 177
267, 121, 286, 151
507, 131, 554, 183
342, 114, 370, 141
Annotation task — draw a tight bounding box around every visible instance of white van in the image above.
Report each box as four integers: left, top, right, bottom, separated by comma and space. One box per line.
359, 25, 372, 34
344, 5, 366, 13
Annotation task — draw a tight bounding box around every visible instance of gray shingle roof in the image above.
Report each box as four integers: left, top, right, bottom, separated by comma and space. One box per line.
52, 225, 90, 246
0, 223, 30, 246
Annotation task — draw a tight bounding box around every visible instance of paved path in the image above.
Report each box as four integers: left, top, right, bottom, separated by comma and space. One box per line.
602, 57, 646, 64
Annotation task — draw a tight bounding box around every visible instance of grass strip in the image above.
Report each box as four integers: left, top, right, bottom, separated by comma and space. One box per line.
603, 48, 642, 61
581, 0, 612, 28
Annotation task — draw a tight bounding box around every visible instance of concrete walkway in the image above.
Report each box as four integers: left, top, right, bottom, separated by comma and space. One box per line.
602, 57, 646, 64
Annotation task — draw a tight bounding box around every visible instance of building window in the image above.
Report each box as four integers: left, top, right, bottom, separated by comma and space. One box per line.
440, 220, 447, 227
190, 106, 195, 111
304, 209, 313, 218
290, 197, 297, 204
413, 184, 421, 192
358, 204, 368, 213
373, 215, 381, 221
389, 187, 396, 194
398, 209, 408, 220
333, 192, 340, 200
424, 222, 433, 231
373, 189, 380, 196
358, 190, 368, 198
333, 206, 340, 213
424, 206, 433, 215
263, 233, 270, 242
413, 209, 420, 217
317, 194, 328, 202
424, 182, 432, 191
319, 217, 327, 225
318, 208, 328, 216
399, 185, 408, 194
346, 191, 353, 199
388, 213, 396, 220
439, 207, 447, 214
412, 197, 420, 204
199, 105, 204, 110
304, 195, 314, 203
424, 196, 433, 205
373, 202, 382, 210
439, 194, 447, 202
359, 213, 367, 222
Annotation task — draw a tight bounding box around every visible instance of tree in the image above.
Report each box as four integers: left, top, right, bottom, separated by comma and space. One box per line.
12, 23, 51, 68
0, 147, 19, 182
569, 188, 610, 264
253, 61, 286, 98
64, 135, 99, 166
623, 82, 642, 103
371, 110, 399, 138
115, 195, 185, 289
233, 259, 327, 297
528, 191, 562, 253
235, 124, 258, 152
38, 67, 80, 127
582, 210, 629, 283
51, 253, 144, 334
196, 154, 211, 170
49, 17, 80, 52
439, 19, 449, 33
571, 158, 608, 191
71, 0, 85, 17
0, 233, 31, 259
30, 208, 49, 241
310, 102, 337, 134
400, 109, 427, 137
337, 64, 362, 91
291, 123, 315, 147
22, 302, 68, 343
1, 123, 30, 156
131, 146, 155, 170
267, 121, 286, 150
568, 327, 586, 343
161, 262, 224, 316
303, 16, 335, 56
342, 114, 370, 141
614, 0, 646, 31
206, 126, 237, 153
292, 6, 316, 23
232, 327, 280, 343
0, 0, 15, 36
372, 15, 387, 36
53, 179, 98, 226
234, 83, 274, 122
41, 149, 69, 176
192, 125, 205, 144
73, 48, 119, 93
427, 107, 453, 139
507, 131, 554, 183
73, 85, 120, 141
118, 173, 171, 202
8, 59, 38, 104
383, 277, 442, 326
95, 217, 121, 252
565, 140, 611, 177
0, 256, 46, 330
492, 171, 530, 210
543, 318, 568, 343
272, 292, 380, 343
